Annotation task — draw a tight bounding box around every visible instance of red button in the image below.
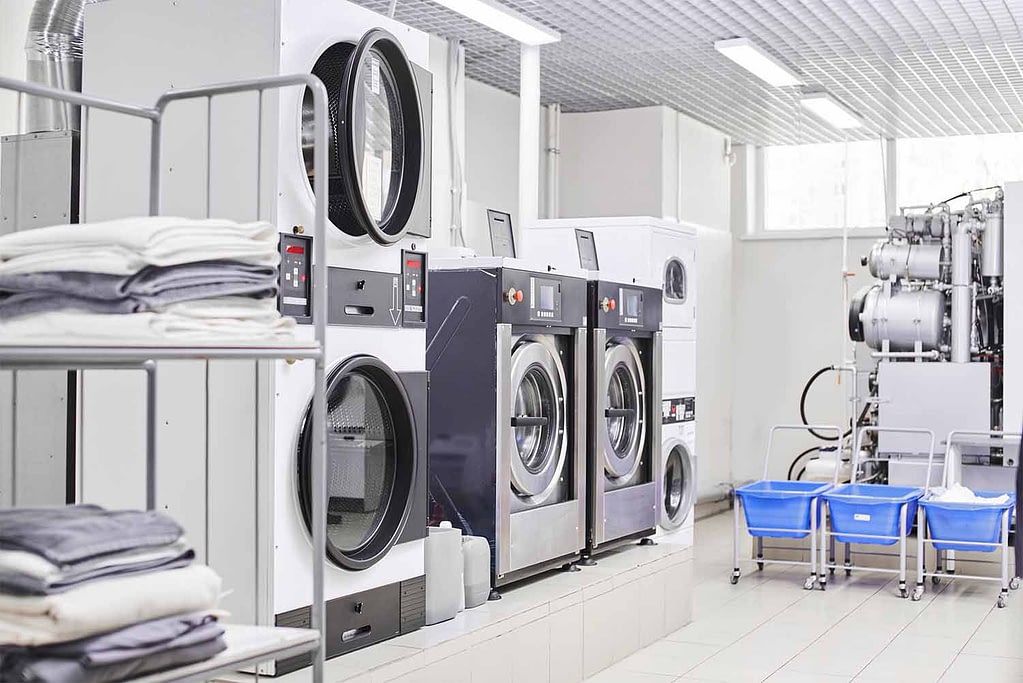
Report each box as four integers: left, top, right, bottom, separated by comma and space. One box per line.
609, 299, 616, 311
514, 290, 523, 303
300, 274, 306, 282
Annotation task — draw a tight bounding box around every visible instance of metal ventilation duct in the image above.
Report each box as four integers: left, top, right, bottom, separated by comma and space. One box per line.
24, 0, 93, 132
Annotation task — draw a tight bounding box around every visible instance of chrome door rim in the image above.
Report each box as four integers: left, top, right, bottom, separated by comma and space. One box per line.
661, 438, 695, 529
508, 336, 568, 504
602, 338, 646, 481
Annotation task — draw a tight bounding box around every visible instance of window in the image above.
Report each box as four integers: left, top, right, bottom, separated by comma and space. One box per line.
762, 140, 887, 231
897, 133, 1023, 207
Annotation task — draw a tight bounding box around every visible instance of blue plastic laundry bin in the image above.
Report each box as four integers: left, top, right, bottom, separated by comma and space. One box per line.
920, 493, 1017, 552
823, 484, 923, 546
735, 480, 832, 539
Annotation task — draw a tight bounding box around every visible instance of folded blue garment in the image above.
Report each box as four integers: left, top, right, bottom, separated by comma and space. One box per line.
0, 505, 183, 566
0, 614, 226, 682
0, 260, 278, 320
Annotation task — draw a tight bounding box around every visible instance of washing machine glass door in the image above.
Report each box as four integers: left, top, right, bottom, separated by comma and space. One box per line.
662, 441, 695, 529
602, 339, 646, 482
663, 257, 687, 305
302, 29, 423, 245
298, 356, 417, 571
508, 337, 568, 504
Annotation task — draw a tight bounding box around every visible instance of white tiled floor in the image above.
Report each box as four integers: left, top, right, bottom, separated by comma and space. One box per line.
586, 512, 1023, 683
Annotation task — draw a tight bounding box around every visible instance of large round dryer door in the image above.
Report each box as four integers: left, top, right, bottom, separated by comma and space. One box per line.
662, 439, 695, 529
297, 355, 417, 571
602, 339, 646, 482
301, 29, 423, 245
507, 337, 568, 504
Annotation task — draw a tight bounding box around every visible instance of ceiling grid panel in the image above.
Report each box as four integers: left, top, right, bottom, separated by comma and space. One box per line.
351, 0, 1023, 145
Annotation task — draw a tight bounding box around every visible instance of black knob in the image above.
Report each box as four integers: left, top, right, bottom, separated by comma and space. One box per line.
860, 255, 868, 267
356, 280, 366, 290
354, 602, 364, 614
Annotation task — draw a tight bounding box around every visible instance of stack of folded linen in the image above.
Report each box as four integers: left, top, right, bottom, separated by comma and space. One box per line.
0, 505, 226, 681
0, 216, 299, 345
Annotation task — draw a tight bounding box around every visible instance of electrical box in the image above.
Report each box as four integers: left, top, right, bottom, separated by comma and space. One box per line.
0, 131, 79, 233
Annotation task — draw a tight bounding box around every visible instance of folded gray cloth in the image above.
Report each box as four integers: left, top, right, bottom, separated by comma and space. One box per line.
0, 260, 278, 320
0, 542, 195, 596
0, 613, 226, 682
0, 505, 183, 566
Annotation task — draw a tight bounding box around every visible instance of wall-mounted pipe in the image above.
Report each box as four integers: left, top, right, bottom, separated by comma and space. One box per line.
544, 102, 560, 219
24, 0, 95, 132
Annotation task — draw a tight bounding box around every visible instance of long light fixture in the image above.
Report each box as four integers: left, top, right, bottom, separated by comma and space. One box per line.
714, 37, 802, 87
430, 0, 560, 45
799, 92, 863, 129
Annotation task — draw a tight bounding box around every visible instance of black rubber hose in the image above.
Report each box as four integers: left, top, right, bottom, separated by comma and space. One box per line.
801, 366, 842, 440
787, 446, 820, 481
800, 365, 872, 442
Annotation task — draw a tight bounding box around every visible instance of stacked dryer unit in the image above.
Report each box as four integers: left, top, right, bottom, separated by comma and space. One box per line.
427, 257, 589, 592
529, 217, 698, 547
84, 0, 434, 674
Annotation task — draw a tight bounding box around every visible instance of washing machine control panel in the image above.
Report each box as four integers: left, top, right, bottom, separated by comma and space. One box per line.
278, 233, 313, 324
662, 396, 696, 425
402, 250, 427, 327
496, 269, 586, 326
591, 281, 662, 332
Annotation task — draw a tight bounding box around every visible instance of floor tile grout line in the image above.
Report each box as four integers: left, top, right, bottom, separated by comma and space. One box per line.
755, 575, 893, 682
846, 574, 959, 681
934, 601, 996, 682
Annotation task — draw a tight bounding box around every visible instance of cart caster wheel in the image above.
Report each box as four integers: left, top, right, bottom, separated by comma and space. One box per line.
931, 576, 941, 586
911, 586, 924, 602
819, 579, 827, 592
803, 577, 816, 591
1010, 577, 1020, 591
899, 587, 909, 599
757, 562, 765, 571
845, 569, 852, 577
730, 574, 740, 585
997, 594, 1008, 609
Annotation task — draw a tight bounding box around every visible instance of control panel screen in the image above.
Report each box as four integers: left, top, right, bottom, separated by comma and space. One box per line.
402, 250, 426, 326
530, 277, 562, 322
619, 287, 643, 326
278, 233, 312, 324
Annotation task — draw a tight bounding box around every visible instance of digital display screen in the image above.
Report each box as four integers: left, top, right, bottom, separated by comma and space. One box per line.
539, 284, 556, 311
624, 291, 641, 317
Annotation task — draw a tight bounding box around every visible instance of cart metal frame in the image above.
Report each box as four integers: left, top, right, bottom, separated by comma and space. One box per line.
913, 430, 1021, 608
0, 73, 330, 681
819, 426, 933, 597
732, 424, 841, 591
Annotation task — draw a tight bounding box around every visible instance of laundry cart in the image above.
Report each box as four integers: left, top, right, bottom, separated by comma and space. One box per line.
732, 425, 841, 590
915, 430, 1020, 608
819, 427, 931, 597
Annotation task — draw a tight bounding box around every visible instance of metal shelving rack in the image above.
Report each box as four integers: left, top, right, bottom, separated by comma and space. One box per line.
0, 74, 330, 682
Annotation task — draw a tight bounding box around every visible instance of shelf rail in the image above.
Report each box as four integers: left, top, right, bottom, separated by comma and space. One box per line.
0, 73, 329, 681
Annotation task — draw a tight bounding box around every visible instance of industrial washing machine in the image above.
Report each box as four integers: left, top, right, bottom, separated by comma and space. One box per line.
82, 0, 435, 674
427, 257, 588, 591
528, 217, 698, 548
584, 278, 663, 558
658, 397, 697, 545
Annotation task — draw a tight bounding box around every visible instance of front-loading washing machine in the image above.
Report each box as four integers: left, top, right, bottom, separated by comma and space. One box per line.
584, 278, 663, 558
426, 257, 588, 591
658, 396, 697, 546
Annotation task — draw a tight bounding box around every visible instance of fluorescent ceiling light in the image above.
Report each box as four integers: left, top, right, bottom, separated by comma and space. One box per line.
714, 37, 802, 87
431, 0, 560, 45
799, 92, 864, 129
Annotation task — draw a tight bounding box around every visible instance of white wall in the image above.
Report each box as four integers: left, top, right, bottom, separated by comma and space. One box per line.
730, 236, 876, 481
464, 78, 519, 253
558, 107, 669, 219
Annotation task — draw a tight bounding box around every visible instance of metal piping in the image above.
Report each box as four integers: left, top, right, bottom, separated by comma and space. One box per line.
951, 217, 973, 363
24, 0, 95, 132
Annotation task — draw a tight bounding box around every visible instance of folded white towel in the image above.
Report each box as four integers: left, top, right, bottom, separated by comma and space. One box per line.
929, 484, 1011, 505
0, 217, 281, 276
0, 297, 301, 346
0, 564, 222, 646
